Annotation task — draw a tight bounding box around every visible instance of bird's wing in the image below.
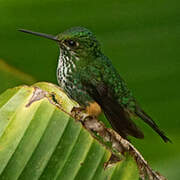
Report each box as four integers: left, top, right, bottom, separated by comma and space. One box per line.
82, 79, 144, 139
81, 59, 171, 142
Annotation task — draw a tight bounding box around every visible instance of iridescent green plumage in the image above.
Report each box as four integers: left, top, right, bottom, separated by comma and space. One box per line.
56, 27, 133, 106
19, 27, 171, 142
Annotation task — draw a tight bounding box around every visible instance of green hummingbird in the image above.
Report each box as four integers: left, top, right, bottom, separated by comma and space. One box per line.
19, 27, 171, 142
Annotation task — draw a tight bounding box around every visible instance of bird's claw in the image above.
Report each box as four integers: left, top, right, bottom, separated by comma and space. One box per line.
71, 106, 90, 122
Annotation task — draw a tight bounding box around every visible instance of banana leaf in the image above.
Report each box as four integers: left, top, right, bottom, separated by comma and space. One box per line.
0, 82, 139, 180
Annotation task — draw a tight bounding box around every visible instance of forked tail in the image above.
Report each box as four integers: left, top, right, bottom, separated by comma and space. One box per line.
135, 106, 172, 143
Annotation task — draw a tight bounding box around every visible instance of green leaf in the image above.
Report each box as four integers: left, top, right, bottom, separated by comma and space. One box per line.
0, 82, 139, 180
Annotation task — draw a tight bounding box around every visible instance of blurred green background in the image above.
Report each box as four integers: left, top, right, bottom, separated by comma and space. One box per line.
0, 0, 179, 179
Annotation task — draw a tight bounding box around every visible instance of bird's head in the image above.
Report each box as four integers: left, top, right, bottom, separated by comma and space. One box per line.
57, 27, 101, 59
19, 27, 101, 61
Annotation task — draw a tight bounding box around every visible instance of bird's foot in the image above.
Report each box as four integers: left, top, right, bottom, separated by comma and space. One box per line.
71, 106, 91, 122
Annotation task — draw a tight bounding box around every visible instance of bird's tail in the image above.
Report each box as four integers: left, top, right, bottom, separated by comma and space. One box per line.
135, 106, 172, 143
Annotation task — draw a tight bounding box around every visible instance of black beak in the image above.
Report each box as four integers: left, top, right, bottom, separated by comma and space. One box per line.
18, 29, 59, 42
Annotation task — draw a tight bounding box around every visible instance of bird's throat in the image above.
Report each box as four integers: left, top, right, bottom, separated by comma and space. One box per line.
56, 49, 76, 89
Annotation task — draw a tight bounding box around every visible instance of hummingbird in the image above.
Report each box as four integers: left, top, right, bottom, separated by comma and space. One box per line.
19, 27, 171, 142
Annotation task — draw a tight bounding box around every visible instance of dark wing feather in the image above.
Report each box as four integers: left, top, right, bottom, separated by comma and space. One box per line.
84, 81, 144, 139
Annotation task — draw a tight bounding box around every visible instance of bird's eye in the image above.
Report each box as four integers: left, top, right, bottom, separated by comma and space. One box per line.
64, 39, 79, 48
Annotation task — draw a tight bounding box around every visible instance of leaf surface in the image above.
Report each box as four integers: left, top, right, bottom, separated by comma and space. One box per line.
0, 82, 139, 180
